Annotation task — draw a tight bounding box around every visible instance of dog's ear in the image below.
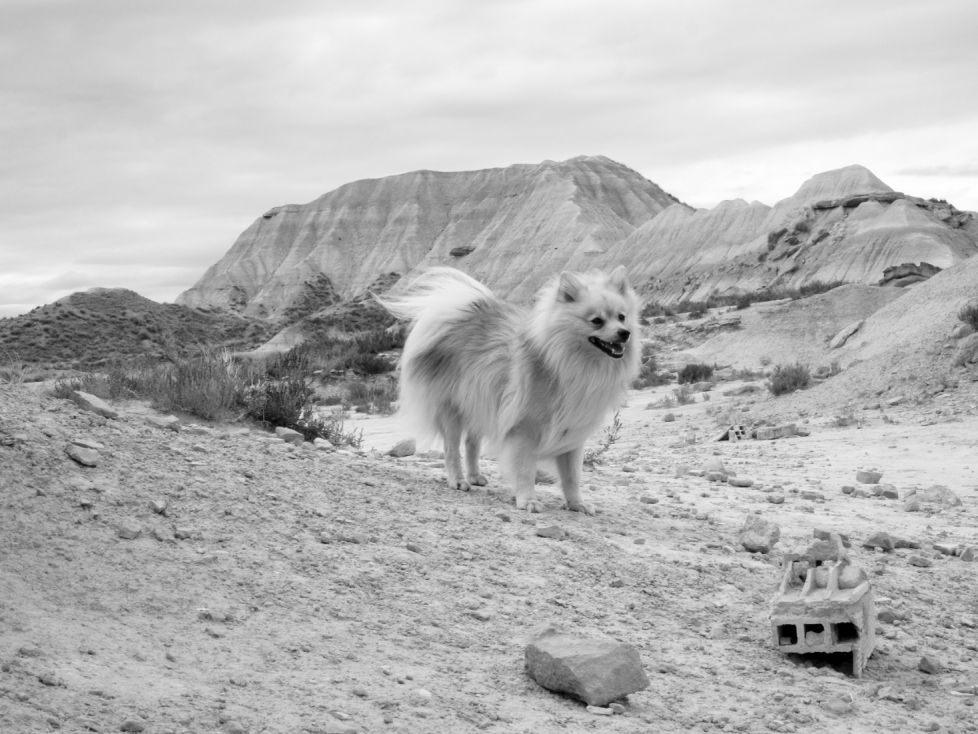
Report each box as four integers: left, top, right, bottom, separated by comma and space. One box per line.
608, 265, 631, 295
558, 272, 584, 303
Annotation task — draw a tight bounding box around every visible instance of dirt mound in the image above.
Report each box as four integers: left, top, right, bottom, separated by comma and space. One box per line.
681, 284, 903, 371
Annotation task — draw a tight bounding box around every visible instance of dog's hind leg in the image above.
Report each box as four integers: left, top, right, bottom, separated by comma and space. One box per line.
555, 446, 595, 515
503, 423, 543, 513
437, 407, 470, 491
464, 433, 488, 486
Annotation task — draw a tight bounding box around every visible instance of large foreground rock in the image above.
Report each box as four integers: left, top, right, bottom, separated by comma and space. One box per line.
524, 630, 650, 706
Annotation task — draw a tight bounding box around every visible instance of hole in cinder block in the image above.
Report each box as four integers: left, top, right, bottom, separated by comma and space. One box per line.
803, 623, 825, 645
833, 622, 859, 644
786, 651, 855, 677
777, 624, 798, 646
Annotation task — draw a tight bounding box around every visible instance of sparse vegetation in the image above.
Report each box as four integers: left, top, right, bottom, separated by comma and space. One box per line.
667, 280, 849, 316
957, 301, 978, 331
768, 362, 812, 396
633, 344, 671, 388
678, 362, 714, 384
582, 411, 622, 466
672, 384, 695, 405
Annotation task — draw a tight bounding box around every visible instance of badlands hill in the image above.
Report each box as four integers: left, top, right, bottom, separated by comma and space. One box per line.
0, 288, 271, 367
177, 156, 680, 318
177, 157, 977, 320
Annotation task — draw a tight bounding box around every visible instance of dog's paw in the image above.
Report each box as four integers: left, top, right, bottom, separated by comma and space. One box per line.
466, 473, 488, 486
515, 496, 544, 513
565, 501, 597, 516
448, 478, 472, 491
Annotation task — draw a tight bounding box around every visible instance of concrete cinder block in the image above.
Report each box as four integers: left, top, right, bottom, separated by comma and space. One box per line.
770, 557, 876, 677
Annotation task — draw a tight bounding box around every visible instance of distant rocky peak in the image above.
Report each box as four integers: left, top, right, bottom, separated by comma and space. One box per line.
789, 164, 893, 205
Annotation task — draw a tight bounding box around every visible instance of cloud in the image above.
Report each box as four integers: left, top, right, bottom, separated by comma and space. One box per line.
897, 164, 978, 178
2, 0, 978, 316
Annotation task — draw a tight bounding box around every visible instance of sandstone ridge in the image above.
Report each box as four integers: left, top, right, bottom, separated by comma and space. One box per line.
177, 158, 978, 319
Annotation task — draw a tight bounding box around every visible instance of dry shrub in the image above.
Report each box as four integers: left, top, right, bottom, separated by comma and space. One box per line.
958, 302, 978, 331
678, 362, 714, 384
768, 363, 811, 396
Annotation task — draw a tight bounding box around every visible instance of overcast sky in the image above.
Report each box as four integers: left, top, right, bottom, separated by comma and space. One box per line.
2, 0, 977, 317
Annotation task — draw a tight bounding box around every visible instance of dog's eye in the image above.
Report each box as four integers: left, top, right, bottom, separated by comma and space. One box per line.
617, 313, 625, 322
590, 316, 605, 327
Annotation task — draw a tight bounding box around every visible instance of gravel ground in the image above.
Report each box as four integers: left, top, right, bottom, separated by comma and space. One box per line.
1, 379, 977, 734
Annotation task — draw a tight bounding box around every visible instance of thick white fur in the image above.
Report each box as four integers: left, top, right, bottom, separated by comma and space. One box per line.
377, 266, 641, 514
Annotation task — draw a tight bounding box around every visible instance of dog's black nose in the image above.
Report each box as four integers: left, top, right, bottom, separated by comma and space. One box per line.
617, 329, 630, 343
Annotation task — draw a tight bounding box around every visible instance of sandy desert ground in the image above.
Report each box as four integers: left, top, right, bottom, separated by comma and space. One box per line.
1, 372, 977, 734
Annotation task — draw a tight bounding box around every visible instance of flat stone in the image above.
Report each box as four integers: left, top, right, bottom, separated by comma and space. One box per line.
755, 424, 797, 441
918, 655, 943, 674
728, 476, 754, 488
274, 426, 305, 445
535, 524, 567, 541
70, 390, 118, 419
71, 437, 105, 451
525, 631, 650, 706
117, 522, 141, 540
66, 444, 99, 467
145, 414, 181, 431
856, 470, 882, 484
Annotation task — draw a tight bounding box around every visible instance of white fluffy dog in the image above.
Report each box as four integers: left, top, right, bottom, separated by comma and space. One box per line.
378, 266, 640, 514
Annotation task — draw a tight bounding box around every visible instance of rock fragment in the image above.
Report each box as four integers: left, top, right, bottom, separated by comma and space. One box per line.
69, 390, 118, 419
387, 438, 416, 457
66, 444, 99, 467
535, 524, 567, 541
525, 630, 650, 706
274, 426, 304, 445
862, 532, 895, 551
738, 515, 780, 553
856, 470, 882, 485
755, 424, 797, 440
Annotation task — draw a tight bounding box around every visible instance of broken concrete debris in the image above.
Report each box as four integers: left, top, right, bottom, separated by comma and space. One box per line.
771, 534, 876, 677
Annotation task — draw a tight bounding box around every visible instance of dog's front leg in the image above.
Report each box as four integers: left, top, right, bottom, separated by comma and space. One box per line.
503, 424, 543, 513
555, 446, 595, 515
464, 433, 488, 486
438, 409, 470, 491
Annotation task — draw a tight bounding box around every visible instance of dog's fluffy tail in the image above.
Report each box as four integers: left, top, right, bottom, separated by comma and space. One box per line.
375, 267, 496, 447
375, 267, 493, 324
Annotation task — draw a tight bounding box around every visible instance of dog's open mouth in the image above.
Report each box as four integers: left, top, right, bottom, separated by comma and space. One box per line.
588, 336, 625, 359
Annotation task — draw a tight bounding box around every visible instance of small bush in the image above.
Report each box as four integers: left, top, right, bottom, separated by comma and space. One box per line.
768, 363, 811, 396
672, 385, 694, 405
244, 377, 312, 427
678, 362, 714, 384
349, 353, 394, 375
957, 302, 978, 331
734, 293, 753, 310
632, 346, 670, 389
640, 301, 674, 322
